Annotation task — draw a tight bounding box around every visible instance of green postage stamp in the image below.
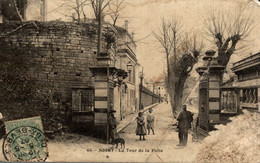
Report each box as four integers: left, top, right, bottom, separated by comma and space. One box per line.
3, 116, 48, 162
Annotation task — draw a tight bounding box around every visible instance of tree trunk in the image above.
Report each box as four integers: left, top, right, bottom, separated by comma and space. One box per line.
170, 92, 176, 116
76, 0, 81, 23
175, 83, 184, 112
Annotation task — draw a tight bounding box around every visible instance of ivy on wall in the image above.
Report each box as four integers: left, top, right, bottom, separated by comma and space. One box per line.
0, 43, 55, 129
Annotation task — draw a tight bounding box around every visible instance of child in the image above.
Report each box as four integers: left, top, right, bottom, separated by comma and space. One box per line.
147, 108, 155, 135
136, 112, 147, 140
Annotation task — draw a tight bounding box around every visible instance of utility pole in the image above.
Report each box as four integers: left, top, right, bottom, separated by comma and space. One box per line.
152, 84, 155, 104
159, 87, 161, 103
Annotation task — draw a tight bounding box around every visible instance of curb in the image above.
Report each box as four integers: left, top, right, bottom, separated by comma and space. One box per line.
117, 103, 159, 133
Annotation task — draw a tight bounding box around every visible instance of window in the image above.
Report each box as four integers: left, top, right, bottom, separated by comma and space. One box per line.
81, 89, 94, 111
133, 67, 135, 84
72, 88, 94, 112
243, 69, 257, 80
128, 71, 131, 83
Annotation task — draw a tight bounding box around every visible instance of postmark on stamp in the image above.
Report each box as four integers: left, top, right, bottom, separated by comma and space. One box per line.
2, 116, 48, 162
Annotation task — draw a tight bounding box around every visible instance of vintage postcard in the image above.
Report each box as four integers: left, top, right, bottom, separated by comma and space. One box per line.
0, 0, 259, 162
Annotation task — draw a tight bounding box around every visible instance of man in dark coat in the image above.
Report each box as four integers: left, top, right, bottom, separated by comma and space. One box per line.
177, 105, 193, 146
108, 110, 118, 144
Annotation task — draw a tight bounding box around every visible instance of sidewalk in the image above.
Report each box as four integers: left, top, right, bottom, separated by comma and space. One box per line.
117, 103, 159, 133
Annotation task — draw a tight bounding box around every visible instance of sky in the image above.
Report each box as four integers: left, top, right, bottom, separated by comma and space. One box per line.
46, 0, 260, 80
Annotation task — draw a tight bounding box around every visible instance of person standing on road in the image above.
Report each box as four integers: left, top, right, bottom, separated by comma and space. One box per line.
147, 108, 155, 135
136, 112, 147, 140
177, 105, 193, 146
108, 110, 118, 144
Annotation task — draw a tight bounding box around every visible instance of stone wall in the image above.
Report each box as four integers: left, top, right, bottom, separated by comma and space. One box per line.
141, 86, 159, 107
0, 21, 101, 111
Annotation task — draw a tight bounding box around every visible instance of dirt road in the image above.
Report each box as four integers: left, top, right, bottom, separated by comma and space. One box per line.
0, 102, 200, 162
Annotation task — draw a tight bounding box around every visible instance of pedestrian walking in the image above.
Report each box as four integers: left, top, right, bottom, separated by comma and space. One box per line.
136, 112, 146, 140
147, 108, 155, 135
177, 105, 193, 146
108, 110, 118, 144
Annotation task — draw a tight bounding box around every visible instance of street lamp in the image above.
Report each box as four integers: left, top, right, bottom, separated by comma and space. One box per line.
127, 61, 133, 83
139, 67, 144, 110
127, 61, 133, 72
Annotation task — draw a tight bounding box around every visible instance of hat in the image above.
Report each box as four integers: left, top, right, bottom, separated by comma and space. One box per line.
109, 110, 116, 113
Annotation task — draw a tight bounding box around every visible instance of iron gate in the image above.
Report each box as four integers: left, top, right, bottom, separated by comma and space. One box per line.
220, 87, 239, 113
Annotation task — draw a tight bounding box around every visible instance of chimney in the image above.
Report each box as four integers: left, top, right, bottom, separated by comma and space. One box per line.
131, 32, 135, 41
125, 20, 128, 32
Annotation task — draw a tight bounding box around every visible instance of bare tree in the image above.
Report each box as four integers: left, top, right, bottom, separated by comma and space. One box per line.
154, 18, 203, 114
154, 18, 180, 114
59, 0, 90, 23
204, 9, 254, 69
90, 0, 113, 20
107, 0, 127, 26
170, 34, 203, 113
58, 0, 128, 25
154, 18, 175, 87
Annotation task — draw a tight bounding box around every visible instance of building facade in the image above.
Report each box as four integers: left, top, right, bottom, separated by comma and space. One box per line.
231, 52, 260, 111
114, 21, 139, 119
